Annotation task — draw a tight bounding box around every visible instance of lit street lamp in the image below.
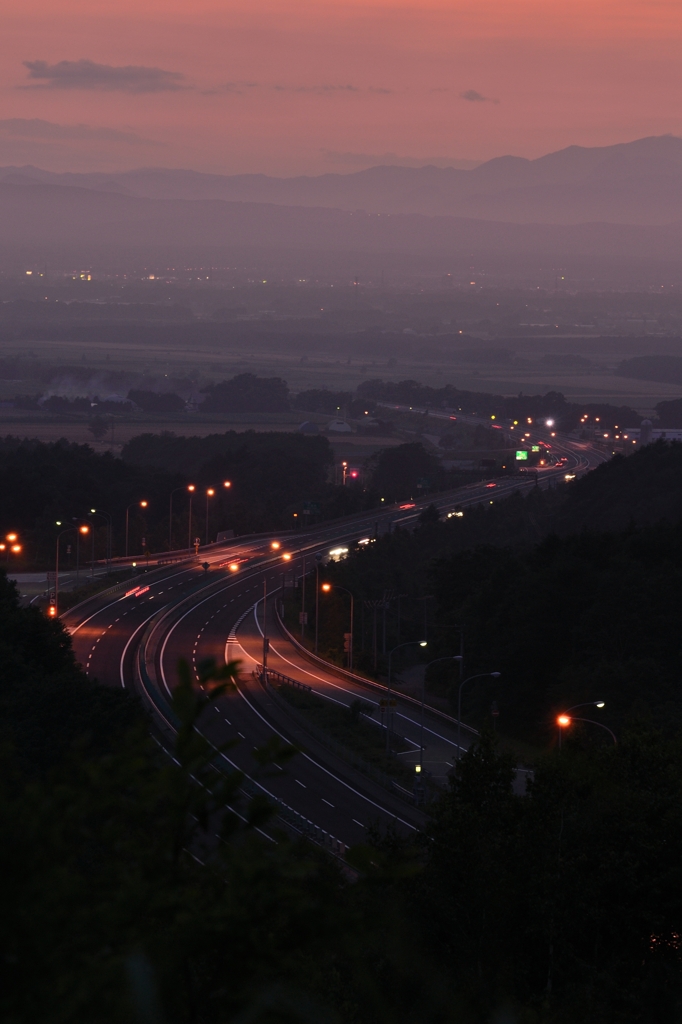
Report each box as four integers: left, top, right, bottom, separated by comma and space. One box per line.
168, 487, 189, 551
386, 640, 427, 755
187, 485, 195, 552
420, 655, 462, 770
125, 500, 148, 558
0, 532, 23, 563
89, 508, 112, 568
557, 702, 616, 747
205, 488, 215, 545
457, 671, 501, 759
74, 515, 97, 578
321, 582, 355, 669
52, 523, 89, 617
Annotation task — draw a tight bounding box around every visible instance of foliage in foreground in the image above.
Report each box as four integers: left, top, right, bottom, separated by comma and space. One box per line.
0, 572, 447, 1023
2, 566, 682, 1023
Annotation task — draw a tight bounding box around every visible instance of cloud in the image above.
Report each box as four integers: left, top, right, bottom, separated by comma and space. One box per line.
21, 59, 186, 93
274, 83, 360, 93
203, 81, 391, 98
203, 81, 258, 96
461, 89, 498, 104
0, 118, 151, 144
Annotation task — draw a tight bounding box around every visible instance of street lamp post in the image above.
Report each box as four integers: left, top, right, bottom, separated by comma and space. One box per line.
421, 656, 462, 770
187, 485, 195, 551
205, 488, 215, 545
168, 486, 189, 551
89, 509, 112, 569
74, 515, 95, 579
314, 553, 322, 654
321, 583, 355, 670
457, 671, 502, 759
386, 640, 427, 755
557, 702, 615, 747
125, 500, 148, 558
53, 523, 89, 617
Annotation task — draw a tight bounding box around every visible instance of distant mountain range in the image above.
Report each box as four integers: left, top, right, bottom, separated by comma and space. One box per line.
2, 178, 682, 261
3, 135, 682, 225
3, 136, 682, 262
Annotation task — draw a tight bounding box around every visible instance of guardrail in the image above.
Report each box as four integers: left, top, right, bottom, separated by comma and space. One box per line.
274, 600, 479, 739
256, 665, 312, 693
252, 665, 437, 808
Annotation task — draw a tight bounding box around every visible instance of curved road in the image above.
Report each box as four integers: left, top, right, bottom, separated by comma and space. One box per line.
65, 435, 605, 847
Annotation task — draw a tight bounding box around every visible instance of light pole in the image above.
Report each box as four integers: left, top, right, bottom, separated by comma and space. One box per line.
557, 703, 615, 747
321, 583, 355, 670
89, 508, 112, 569
125, 500, 148, 558
457, 671, 501, 759
71, 518, 91, 584
205, 488, 215, 545
0, 533, 22, 565
557, 701, 605, 749
52, 523, 89, 617
314, 552, 322, 654
168, 486, 190, 551
420, 656, 462, 771
77, 516, 96, 578
187, 485, 195, 551
386, 640, 427, 755
221, 480, 231, 537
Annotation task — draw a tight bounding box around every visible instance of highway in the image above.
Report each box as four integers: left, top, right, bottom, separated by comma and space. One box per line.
64, 429, 605, 851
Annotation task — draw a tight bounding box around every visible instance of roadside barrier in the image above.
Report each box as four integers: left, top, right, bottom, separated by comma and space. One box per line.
274, 600, 479, 738
252, 665, 438, 808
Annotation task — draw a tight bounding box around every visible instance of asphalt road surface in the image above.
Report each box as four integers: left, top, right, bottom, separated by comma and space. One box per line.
65, 434, 605, 847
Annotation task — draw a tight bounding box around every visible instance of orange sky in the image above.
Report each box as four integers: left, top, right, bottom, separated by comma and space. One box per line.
2, 0, 682, 175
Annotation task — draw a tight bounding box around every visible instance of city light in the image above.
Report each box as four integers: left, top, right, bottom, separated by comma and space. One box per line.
282, 553, 292, 561
48, 606, 57, 617
11, 544, 21, 553
6, 533, 17, 542
79, 525, 89, 535
557, 714, 571, 727
271, 541, 281, 550
188, 484, 195, 492
228, 562, 239, 572
223, 480, 232, 488
140, 501, 148, 508
321, 583, 331, 592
